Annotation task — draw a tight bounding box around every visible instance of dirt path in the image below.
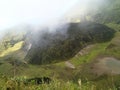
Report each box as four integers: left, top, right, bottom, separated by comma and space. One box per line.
75, 45, 94, 57
65, 61, 75, 69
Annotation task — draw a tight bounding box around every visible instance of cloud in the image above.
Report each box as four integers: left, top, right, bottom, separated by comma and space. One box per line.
0, 0, 78, 31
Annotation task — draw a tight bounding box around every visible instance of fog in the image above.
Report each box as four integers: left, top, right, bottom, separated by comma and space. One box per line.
0, 0, 79, 30
0, 0, 110, 38
0, 0, 112, 64
64, 0, 109, 19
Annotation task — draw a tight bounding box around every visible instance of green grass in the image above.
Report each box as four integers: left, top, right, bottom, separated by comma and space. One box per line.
0, 77, 118, 90
104, 24, 120, 58
0, 37, 119, 89
0, 23, 120, 90
105, 38, 120, 58
106, 23, 120, 31
0, 41, 24, 57
70, 42, 109, 66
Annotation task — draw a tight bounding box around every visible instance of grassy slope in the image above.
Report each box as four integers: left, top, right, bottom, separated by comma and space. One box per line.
1, 0, 120, 89
0, 34, 119, 89
0, 35, 119, 89
0, 41, 24, 57
0, 24, 120, 89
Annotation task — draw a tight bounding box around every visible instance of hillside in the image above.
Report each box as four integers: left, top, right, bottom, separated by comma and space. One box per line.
0, 0, 120, 90
93, 0, 120, 24
26, 21, 115, 65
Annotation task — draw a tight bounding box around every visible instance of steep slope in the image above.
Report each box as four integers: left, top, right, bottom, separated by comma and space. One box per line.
0, 30, 25, 52
64, 0, 120, 24
0, 29, 29, 65
0, 0, 120, 90
26, 21, 115, 65
93, 0, 120, 24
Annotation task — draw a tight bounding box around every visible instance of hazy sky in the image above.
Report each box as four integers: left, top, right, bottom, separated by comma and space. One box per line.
0, 0, 79, 31
65, 0, 106, 18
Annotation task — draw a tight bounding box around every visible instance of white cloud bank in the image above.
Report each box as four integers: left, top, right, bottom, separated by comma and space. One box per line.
0, 0, 79, 31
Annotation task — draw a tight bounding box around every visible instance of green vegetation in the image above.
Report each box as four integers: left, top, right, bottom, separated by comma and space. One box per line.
0, 76, 118, 90
0, 31, 119, 89
0, 41, 24, 57
0, 23, 118, 90
0, 37, 119, 90
106, 23, 120, 31
0, 0, 120, 89
70, 42, 109, 66
0, 30, 25, 52
27, 22, 115, 65
92, 0, 120, 24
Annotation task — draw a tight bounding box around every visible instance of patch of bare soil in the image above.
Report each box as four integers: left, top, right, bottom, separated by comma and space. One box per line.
75, 45, 95, 57
91, 57, 120, 76
65, 61, 75, 69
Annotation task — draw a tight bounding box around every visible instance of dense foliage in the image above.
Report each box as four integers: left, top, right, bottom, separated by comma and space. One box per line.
26, 21, 115, 64
92, 0, 120, 24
